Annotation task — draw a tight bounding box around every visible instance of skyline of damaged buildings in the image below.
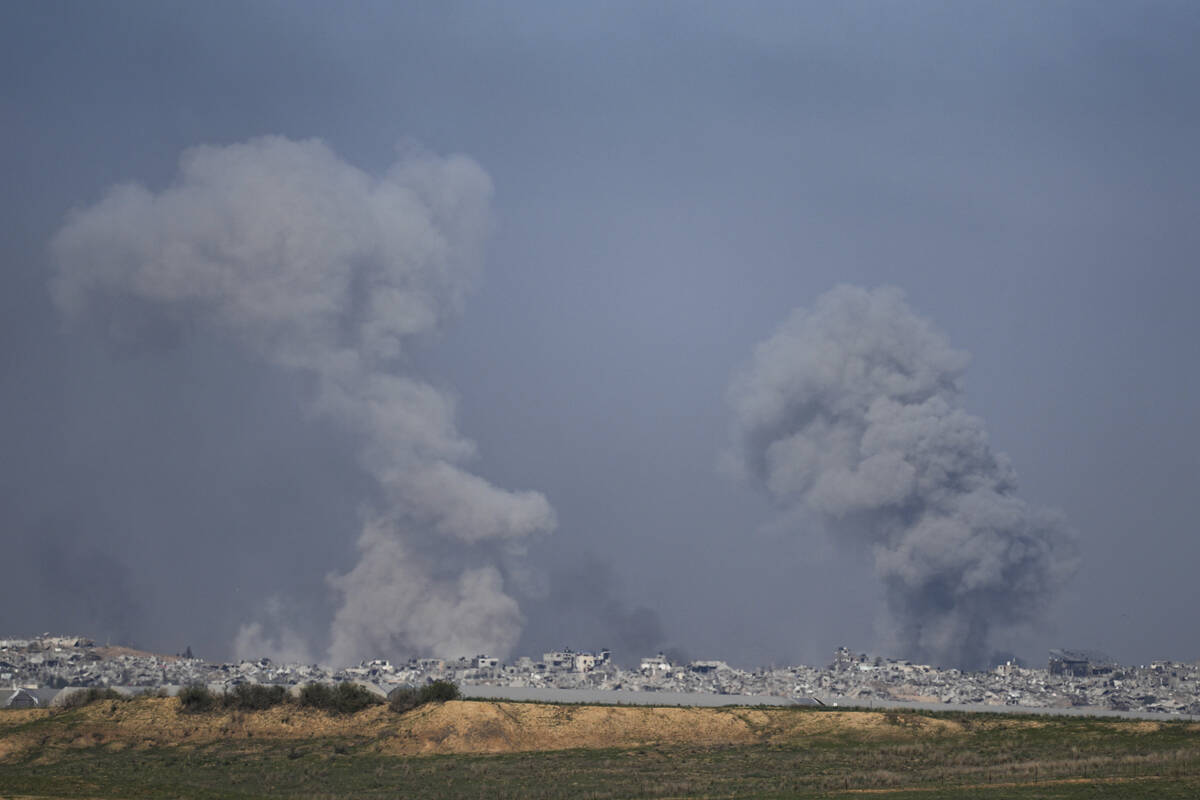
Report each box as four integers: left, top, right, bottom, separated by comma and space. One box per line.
3, 634, 1200, 717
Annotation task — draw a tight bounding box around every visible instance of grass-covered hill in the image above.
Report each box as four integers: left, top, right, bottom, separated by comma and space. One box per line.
2, 694, 1199, 798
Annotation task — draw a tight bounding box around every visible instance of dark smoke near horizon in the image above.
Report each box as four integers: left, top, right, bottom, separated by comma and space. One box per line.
728, 285, 1079, 669
50, 136, 556, 666
518, 557, 678, 667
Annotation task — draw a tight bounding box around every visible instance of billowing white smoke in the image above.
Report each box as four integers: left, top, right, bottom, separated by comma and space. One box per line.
51, 136, 555, 664
728, 285, 1077, 669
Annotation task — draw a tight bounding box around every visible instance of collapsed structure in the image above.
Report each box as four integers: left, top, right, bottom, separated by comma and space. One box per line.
3, 635, 1199, 716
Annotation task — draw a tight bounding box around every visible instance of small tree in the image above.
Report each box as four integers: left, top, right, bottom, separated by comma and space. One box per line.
388, 680, 460, 714
178, 685, 217, 713
419, 680, 461, 704
298, 682, 335, 710
60, 687, 125, 709
340, 682, 380, 712
224, 683, 288, 711
388, 686, 420, 713
298, 682, 382, 714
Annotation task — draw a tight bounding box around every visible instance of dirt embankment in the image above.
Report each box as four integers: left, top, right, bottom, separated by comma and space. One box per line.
4, 698, 1185, 762
0, 698, 974, 761
377, 701, 968, 754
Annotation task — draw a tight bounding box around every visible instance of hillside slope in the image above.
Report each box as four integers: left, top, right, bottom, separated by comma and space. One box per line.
0, 698, 973, 760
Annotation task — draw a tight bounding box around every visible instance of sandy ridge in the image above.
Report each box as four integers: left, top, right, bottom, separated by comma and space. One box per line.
0, 697, 1186, 763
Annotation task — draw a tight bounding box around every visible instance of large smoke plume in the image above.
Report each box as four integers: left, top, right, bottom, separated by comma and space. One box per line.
728, 285, 1077, 669
51, 136, 555, 664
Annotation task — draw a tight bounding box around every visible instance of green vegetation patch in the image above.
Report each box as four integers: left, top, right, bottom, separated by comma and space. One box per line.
0, 700, 1197, 799
389, 679, 461, 713
57, 687, 128, 709
298, 681, 383, 714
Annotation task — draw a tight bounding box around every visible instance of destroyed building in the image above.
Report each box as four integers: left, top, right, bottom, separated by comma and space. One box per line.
3, 633, 1199, 718
1049, 649, 1118, 678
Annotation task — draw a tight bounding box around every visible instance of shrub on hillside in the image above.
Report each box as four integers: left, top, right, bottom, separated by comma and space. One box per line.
388, 680, 460, 714
420, 680, 461, 703
334, 682, 383, 713
388, 687, 421, 713
298, 682, 335, 710
60, 687, 126, 709
298, 682, 381, 714
178, 684, 217, 713
223, 683, 289, 711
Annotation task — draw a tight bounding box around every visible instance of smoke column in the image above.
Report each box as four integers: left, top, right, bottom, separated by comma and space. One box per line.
728, 285, 1077, 669
51, 136, 555, 664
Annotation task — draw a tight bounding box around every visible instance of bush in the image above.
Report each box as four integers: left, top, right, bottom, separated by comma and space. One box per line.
388, 680, 460, 714
60, 687, 126, 709
333, 682, 382, 713
298, 682, 382, 714
298, 682, 335, 710
388, 687, 421, 713
178, 684, 217, 713
420, 680, 461, 703
223, 683, 289, 711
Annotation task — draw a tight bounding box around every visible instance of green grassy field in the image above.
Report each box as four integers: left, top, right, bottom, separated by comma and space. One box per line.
1, 702, 1198, 799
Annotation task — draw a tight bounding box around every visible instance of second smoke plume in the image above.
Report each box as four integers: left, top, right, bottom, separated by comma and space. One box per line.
728, 285, 1077, 669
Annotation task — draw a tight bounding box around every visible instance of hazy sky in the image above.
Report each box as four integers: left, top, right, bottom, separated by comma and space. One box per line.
3, 1, 1198, 669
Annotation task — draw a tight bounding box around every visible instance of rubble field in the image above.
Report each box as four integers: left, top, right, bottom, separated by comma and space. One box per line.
4, 635, 1199, 718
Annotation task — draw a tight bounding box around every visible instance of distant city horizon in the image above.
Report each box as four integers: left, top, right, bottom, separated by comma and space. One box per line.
0, 632, 1177, 674
7, 632, 1200, 720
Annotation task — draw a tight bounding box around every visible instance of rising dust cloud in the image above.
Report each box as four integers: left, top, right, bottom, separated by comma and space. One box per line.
51, 136, 555, 665
727, 285, 1078, 669
50, 140, 1075, 670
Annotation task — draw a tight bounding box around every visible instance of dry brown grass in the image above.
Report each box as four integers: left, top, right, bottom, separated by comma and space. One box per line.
2, 699, 1199, 799
0, 697, 977, 764
3, 697, 1195, 766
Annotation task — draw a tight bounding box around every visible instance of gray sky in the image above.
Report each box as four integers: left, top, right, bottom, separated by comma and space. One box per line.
3, 1, 1198, 669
